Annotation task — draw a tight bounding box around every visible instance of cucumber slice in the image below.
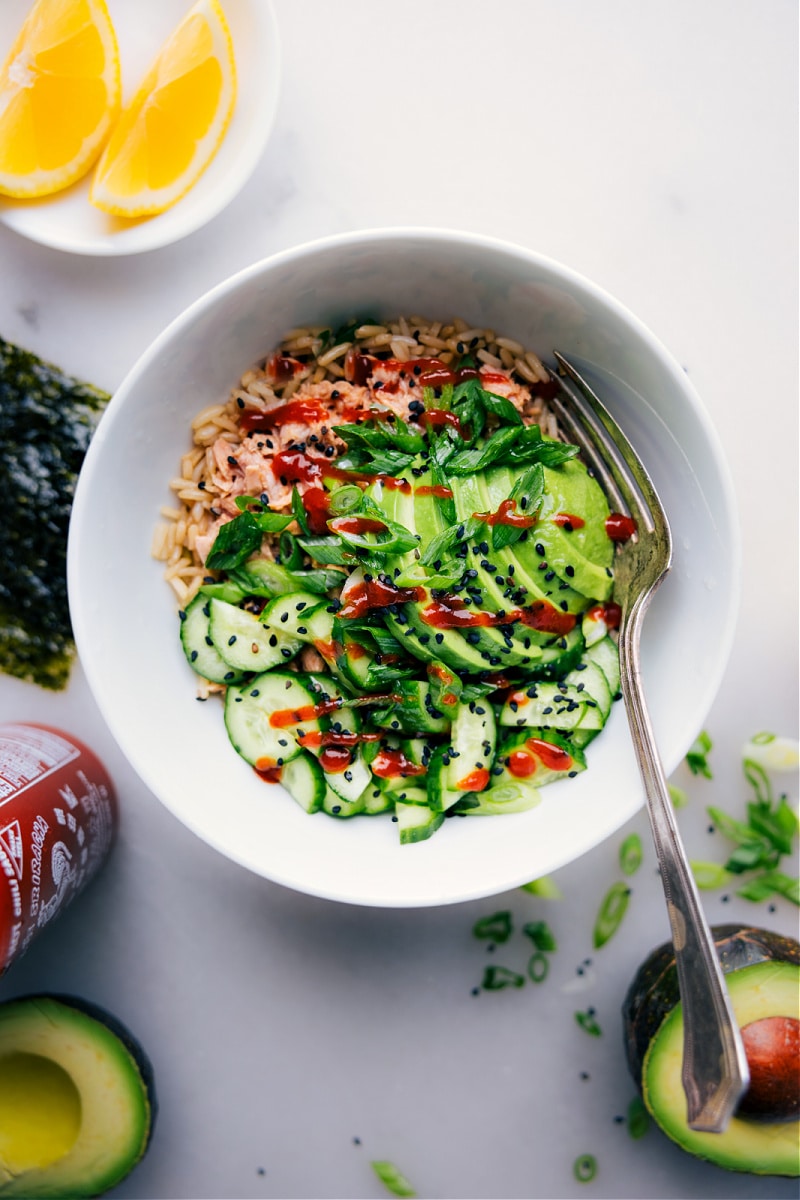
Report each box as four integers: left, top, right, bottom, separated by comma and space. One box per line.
394, 800, 445, 844
223, 671, 318, 767
498, 681, 605, 732
325, 748, 372, 804
180, 594, 246, 685
496, 727, 586, 788
425, 745, 461, 812
446, 700, 496, 795
457, 779, 542, 815
280, 751, 325, 814
260, 592, 325, 638
322, 785, 366, 818
586, 634, 621, 699
208, 598, 301, 672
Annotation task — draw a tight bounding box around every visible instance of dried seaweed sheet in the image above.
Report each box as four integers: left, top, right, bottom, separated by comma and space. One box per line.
0, 336, 109, 689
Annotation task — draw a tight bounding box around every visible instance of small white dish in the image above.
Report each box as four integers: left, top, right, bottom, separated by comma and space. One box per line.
0, 0, 280, 256
68, 229, 741, 907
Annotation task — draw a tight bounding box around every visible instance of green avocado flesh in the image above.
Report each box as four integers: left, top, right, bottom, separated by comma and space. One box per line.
643, 961, 800, 1176
0, 336, 108, 690
0, 995, 155, 1197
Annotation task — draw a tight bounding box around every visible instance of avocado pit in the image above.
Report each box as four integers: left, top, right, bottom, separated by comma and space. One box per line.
737, 1016, 800, 1122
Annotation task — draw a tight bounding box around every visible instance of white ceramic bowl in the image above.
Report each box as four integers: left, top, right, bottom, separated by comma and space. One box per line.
68, 229, 739, 907
0, 0, 280, 255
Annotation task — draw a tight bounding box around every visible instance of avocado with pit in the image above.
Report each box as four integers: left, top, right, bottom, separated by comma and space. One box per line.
623, 924, 800, 1177
0, 994, 156, 1197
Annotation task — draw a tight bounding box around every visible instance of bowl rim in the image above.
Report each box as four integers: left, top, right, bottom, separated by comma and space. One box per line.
69, 226, 742, 905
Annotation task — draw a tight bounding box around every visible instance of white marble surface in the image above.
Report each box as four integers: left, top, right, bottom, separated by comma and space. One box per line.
0, 2, 797, 1198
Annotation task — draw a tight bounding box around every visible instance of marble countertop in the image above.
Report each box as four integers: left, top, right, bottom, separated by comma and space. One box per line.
0, 2, 797, 1197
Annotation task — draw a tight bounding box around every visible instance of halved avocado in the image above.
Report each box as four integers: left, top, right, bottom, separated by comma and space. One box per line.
0, 994, 156, 1197
623, 925, 800, 1177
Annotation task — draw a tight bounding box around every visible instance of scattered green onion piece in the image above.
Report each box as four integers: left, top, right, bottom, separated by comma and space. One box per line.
686, 730, 713, 778
527, 951, 549, 983
472, 910, 513, 943
573, 1154, 597, 1183
522, 920, 557, 952
592, 881, 630, 949
575, 1009, 602, 1037
481, 965, 525, 991
743, 732, 800, 772
690, 861, 735, 890
668, 783, 688, 808
619, 833, 643, 876
520, 875, 562, 899
626, 1095, 650, 1139
371, 1160, 416, 1198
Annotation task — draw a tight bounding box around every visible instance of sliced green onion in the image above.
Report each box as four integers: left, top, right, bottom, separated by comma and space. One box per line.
522, 920, 557, 952
686, 730, 713, 778
279, 530, 303, 570
668, 783, 688, 808
472, 910, 513, 943
743, 732, 800, 772
527, 951, 549, 983
690, 860, 735, 890
575, 1009, 602, 1037
573, 1153, 597, 1183
328, 484, 363, 515
627, 1095, 650, 1139
520, 875, 562, 899
371, 1160, 416, 1198
481, 965, 525, 991
592, 881, 630, 949
619, 833, 643, 876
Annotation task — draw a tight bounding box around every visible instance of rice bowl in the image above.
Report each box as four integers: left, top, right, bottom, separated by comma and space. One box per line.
68, 229, 739, 906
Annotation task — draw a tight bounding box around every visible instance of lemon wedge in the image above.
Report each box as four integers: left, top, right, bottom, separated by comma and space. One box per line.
90, 0, 236, 218
0, 0, 121, 198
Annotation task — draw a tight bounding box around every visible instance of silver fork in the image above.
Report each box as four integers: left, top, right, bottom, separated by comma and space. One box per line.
547, 351, 750, 1133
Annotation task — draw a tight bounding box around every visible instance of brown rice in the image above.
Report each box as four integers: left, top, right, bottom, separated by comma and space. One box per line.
153, 316, 556, 608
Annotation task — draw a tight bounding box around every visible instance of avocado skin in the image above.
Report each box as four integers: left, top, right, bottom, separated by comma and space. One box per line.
0, 993, 156, 1197
622, 924, 800, 1086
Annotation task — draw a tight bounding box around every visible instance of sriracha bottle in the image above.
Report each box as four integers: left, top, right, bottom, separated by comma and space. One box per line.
0, 723, 117, 975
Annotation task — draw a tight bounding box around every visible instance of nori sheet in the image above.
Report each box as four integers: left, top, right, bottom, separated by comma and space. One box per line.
0, 336, 109, 690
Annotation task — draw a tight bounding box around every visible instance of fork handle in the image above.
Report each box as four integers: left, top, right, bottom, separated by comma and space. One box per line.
619, 589, 750, 1133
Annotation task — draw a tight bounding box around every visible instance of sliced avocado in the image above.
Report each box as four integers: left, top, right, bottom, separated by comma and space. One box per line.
0, 994, 155, 1198
529, 461, 614, 601
474, 466, 588, 614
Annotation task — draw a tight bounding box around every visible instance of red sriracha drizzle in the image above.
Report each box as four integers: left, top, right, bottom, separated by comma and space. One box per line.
507, 738, 574, 778
455, 767, 490, 792
473, 498, 536, 529
605, 512, 637, 541
420, 594, 576, 636
239, 398, 328, 434
339, 578, 424, 619
318, 744, 353, 774
552, 512, 585, 530
371, 747, 426, 779
254, 759, 283, 783
421, 409, 465, 436
587, 602, 622, 630
269, 697, 343, 728
265, 352, 305, 384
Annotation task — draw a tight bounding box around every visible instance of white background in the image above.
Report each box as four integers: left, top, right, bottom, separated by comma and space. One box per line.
0, 2, 797, 1198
